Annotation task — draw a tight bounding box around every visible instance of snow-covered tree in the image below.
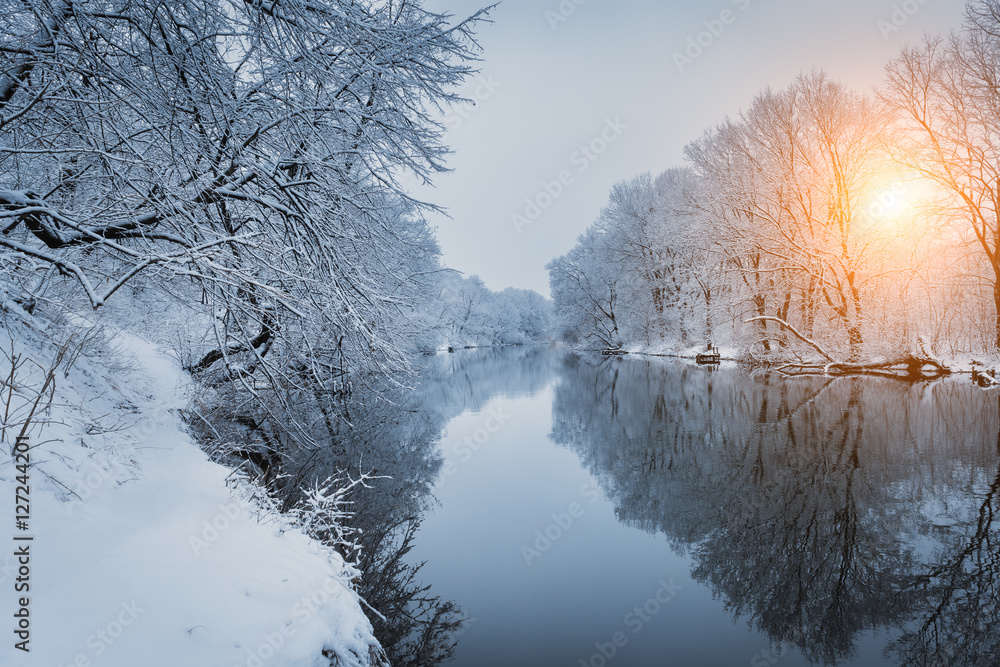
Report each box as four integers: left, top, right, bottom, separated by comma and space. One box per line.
436, 273, 551, 348
548, 227, 625, 348
0, 0, 490, 381
548, 169, 719, 350
883, 9, 1000, 350
688, 72, 894, 360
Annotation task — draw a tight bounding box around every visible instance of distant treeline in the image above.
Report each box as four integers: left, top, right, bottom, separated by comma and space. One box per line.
550, 1, 1000, 361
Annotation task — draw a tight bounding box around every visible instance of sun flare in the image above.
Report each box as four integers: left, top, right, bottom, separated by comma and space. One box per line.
863, 172, 938, 230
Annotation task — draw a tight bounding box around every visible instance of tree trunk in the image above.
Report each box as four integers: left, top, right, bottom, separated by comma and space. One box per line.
754, 294, 771, 353
776, 292, 792, 348
847, 272, 864, 362
704, 288, 713, 342
847, 324, 863, 362
803, 277, 817, 339
994, 279, 1000, 351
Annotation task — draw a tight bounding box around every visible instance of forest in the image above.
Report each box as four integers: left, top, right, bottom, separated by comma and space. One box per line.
0, 0, 556, 663
6, 0, 1000, 664
0, 0, 556, 480
549, 0, 1000, 369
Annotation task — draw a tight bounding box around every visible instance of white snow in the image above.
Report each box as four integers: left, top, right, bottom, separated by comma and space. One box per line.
624, 342, 739, 363
0, 312, 384, 667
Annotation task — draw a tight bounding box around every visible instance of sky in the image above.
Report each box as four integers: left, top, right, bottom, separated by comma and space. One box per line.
415, 0, 968, 297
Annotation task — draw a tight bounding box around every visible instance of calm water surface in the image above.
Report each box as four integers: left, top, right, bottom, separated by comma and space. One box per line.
407, 347, 1000, 667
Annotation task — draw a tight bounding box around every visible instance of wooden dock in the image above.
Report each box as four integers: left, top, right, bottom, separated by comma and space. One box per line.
696, 344, 721, 365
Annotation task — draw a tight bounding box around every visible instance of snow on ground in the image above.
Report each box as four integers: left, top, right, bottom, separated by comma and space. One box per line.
0, 309, 385, 667
941, 351, 1000, 374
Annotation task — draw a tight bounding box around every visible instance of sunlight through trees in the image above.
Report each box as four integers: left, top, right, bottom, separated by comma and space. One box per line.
550, 1, 1000, 361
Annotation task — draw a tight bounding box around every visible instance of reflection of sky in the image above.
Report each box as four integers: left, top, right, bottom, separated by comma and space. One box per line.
408, 348, 1000, 667
415, 0, 965, 297
414, 382, 876, 666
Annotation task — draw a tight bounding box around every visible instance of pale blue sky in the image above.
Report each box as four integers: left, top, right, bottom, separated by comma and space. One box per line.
417, 0, 966, 296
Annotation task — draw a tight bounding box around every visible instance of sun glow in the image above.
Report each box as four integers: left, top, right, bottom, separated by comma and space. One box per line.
869, 183, 912, 219
862, 172, 938, 233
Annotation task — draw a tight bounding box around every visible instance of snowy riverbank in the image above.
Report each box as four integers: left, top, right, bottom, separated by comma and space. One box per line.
0, 309, 386, 667
624, 342, 739, 363
588, 341, 1000, 382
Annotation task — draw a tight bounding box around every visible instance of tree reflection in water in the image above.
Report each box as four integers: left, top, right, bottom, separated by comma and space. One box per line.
550, 353, 1000, 666
281, 346, 561, 666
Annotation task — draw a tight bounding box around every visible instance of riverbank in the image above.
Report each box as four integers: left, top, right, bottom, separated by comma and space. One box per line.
570, 342, 739, 364
580, 341, 1000, 384
0, 306, 387, 667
